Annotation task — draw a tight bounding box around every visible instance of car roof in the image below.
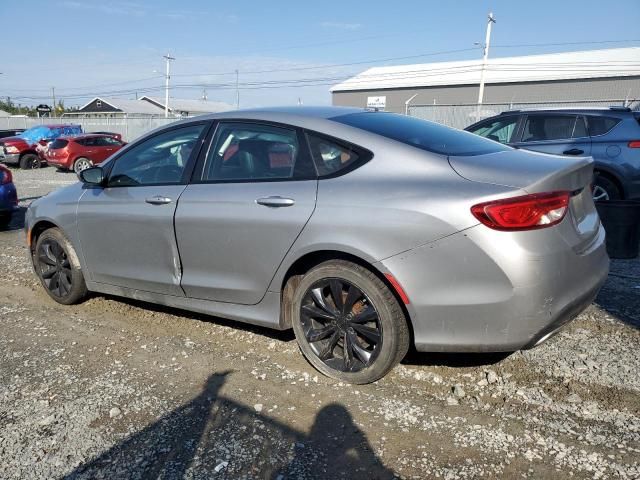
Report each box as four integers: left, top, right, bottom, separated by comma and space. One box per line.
58, 133, 111, 140
499, 107, 634, 116
196, 106, 365, 122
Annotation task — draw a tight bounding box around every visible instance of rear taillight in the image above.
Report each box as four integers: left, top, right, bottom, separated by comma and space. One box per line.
628, 141, 640, 148
471, 191, 570, 231
0, 165, 13, 185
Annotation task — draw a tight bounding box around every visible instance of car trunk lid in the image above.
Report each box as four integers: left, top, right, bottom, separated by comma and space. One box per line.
449, 149, 600, 249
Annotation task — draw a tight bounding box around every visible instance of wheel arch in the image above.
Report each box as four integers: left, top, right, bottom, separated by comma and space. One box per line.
29, 219, 59, 254
19, 149, 38, 159
594, 167, 626, 199
277, 249, 415, 347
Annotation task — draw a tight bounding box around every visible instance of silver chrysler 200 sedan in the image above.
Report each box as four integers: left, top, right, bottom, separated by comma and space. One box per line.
25, 107, 609, 384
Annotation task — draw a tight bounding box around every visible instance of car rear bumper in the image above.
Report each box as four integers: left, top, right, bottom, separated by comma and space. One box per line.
380, 222, 609, 352
45, 157, 71, 168
0, 183, 18, 216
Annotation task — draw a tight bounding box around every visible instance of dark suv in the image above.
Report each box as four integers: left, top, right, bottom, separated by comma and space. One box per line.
465, 107, 640, 201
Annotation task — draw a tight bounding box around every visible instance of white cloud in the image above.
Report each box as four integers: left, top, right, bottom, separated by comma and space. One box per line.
320, 21, 363, 30
59, 1, 147, 16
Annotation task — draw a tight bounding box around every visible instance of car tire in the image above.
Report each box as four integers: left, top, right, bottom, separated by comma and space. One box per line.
34, 227, 88, 305
20, 153, 40, 170
73, 157, 92, 174
592, 174, 621, 202
291, 260, 410, 384
0, 214, 11, 228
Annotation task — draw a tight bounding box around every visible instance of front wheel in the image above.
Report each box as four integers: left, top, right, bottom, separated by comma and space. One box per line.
34, 228, 88, 305
20, 153, 40, 169
291, 260, 410, 384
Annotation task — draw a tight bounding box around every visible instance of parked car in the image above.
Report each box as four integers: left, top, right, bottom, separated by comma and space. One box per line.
0, 163, 18, 227
25, 107, 608, 384
0, 124, 83, 169
45, 134, 126, 173
90, 131, 123, 142
0, 129, 25, 139
465, 107, 640, 201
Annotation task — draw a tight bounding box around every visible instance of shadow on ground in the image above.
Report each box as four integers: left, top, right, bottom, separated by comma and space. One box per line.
595, 258, 640, 329
63, 372, 394, 480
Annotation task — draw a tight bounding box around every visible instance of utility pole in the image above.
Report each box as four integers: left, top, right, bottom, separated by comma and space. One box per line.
476, 12, 496, 119
235, 69, 240, 110
51, 87, 56, 118
163, 53, 175, 118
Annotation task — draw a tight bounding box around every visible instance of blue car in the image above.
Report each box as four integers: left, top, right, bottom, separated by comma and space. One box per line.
0, 164, 18, 227
466, 107, 640, 201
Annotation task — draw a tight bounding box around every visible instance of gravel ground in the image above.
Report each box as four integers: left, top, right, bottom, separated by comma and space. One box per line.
1, 167, 639, 479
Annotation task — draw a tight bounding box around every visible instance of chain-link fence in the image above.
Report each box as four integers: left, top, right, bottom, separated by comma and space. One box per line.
2, 99, 639, 139
0, 116, 180, 142
408, 99, 640, 130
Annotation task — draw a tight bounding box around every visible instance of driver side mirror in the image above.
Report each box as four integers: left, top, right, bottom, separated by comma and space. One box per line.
78, 166, 104, 185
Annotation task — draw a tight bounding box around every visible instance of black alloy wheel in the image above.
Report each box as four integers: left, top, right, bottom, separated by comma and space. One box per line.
300, 278, 382, 373
37, 238, 73, 298
34, 227, 88, 304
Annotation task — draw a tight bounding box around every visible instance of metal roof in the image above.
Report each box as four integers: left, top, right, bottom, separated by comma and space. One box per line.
0, 109, 10, 117
140, 96, 233, 114
78, 97, 166, 115
331, 47, 640, 92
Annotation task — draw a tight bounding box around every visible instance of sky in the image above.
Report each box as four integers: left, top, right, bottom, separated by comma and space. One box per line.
0, 0, 639, 109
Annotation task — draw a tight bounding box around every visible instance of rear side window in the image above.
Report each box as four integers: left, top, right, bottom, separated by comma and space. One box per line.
306, 134, 361, 176
587, 116, 622, 136
522, 115, 586, 142
332, 112, 509, 156
49, 139, 68, 149
202, 122, 299, 181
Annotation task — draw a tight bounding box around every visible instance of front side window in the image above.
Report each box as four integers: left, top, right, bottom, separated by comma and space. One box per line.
108, 124, 206, 187
94, 136, 122, 147
202, 122, 298, 181
521, 115, 583, 142
307, 134, 361, 176
468, 116, 518, 144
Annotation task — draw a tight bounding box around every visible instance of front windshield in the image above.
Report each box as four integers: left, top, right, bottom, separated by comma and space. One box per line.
18, 125, 82, 144
18, 126, 51, 144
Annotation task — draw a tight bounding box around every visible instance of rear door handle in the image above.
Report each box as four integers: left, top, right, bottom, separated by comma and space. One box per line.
256, 196, 295, 207
563, 148, 584, 155
145, 195, 172, 205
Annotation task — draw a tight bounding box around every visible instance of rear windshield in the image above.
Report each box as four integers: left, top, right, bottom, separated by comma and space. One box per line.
332, 112, 510, 156
49, 139, 68, 149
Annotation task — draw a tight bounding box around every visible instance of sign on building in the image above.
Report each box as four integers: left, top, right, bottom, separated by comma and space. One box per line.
366, 96, 386, 110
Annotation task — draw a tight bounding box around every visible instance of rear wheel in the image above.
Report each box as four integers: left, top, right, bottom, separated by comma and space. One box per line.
592, 174, 621, 202
73, 157, 92, 174
0, 214, 11, 228
291, 260, 409, 384
20, 153, 40, 170
34, 228, 88, 305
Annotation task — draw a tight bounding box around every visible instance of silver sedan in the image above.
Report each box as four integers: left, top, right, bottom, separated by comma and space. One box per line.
25, 107, 609, 384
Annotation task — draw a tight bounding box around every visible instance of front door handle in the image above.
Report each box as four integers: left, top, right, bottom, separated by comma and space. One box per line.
563, 148, 584, 155
145, 195, 172, 205
256, 196, 295, 207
